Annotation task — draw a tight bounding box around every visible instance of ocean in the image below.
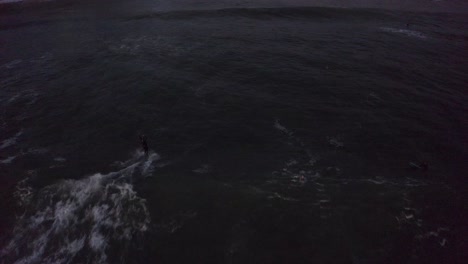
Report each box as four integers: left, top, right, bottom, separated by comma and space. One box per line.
0, 2, 467, 263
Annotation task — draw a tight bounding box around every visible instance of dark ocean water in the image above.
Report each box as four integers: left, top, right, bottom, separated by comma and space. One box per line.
0, 4, 467, 264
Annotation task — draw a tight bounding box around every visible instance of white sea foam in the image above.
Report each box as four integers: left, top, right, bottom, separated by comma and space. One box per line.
1, 147, 49, 166
440, 238, 447, 246
7, 90, 39, 107
366, 92, 382, 106
285, 159, 298, 167
27, 148, 49, 155
328, 136, 344, 148
381, 27, 428, 39
1, 59, 22, 70
268, 192, 299, 202
0, 130, 23, 149
54, 157, 67, 162
0, 0, 23, 3
7, 93, 21, 103
274, 119, 292, 136
13, 178, 33, 207
193, 164, 212, 174
367, 178, 386, 185
0, 155, 16, 164
108, 36, 189, 57
1, 151, 159, 264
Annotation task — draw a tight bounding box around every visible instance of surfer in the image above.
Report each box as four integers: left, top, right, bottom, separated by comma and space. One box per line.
139, 134, 148, 155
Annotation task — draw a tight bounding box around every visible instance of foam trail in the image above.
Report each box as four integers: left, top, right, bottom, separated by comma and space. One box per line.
0, 0, 23, 4
0, 155, 16, 164
380, 27, 427, 39
274, 119, 292, 136
328, 136, 344, 148
1, 151, 159, 264
0, 130, 23, 150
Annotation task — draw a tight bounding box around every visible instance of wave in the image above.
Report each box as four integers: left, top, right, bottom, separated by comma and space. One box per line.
1, 150, 159, 264
124, 6, 393, 21
107, 36, 193, 58
0, 0, 23, 4
0, 130, 23, 150
380, 27, 428, 39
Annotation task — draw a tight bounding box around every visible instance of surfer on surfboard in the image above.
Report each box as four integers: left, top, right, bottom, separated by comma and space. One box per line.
139, 134, 148, 155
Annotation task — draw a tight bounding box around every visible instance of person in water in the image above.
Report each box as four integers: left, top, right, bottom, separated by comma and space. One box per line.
139, 134, 148, 155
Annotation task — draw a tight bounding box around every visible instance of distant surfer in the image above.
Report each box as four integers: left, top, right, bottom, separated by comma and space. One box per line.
139, 134, 148, 155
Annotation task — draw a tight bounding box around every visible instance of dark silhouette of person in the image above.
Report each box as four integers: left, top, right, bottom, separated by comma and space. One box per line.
139, 134, 148, 155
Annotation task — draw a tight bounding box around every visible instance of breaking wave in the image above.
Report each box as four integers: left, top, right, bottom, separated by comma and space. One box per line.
1, 151, 159, 264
